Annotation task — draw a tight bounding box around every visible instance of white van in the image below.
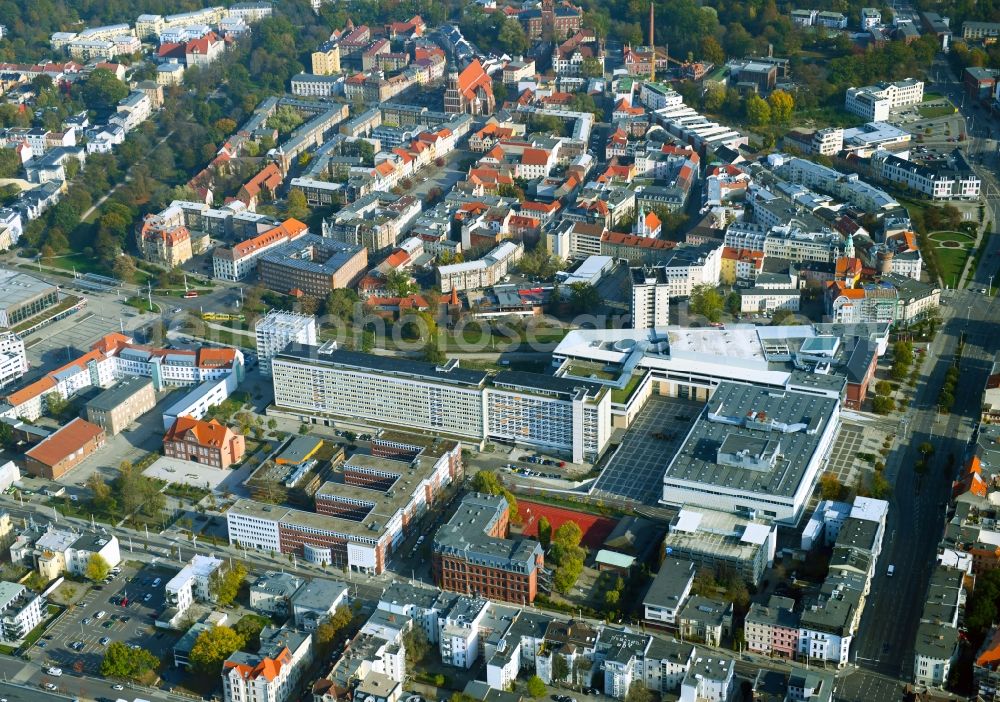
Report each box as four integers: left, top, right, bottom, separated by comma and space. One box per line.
887, 565, 895, 577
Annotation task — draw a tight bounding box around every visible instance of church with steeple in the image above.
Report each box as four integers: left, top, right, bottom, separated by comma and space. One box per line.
633, 204, 662, 238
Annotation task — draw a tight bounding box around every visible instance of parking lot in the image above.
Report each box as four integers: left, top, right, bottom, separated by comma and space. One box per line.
592, 395, 703, 504
37, 563, 180, 678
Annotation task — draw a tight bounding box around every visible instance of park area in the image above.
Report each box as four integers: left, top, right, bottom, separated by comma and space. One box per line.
517, 500, 617, 548
928, 230, 976, 287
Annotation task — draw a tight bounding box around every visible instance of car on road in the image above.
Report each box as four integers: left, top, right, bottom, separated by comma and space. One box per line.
143, 593, 152, 602
887, 564, 895, 576
112, 685, 124, 691
152, 577, 161, 587
44, 684, 57, 691
46, 667, 61, 677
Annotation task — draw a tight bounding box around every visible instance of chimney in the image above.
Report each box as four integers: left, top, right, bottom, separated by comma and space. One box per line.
649, 2, 655, 81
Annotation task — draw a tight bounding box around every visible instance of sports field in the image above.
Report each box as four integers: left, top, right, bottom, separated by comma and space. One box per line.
518, 500, 618, 548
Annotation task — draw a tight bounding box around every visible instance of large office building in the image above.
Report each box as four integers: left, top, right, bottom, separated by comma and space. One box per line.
630, 266, 671, 329
0, 269, 59, 329
660, 382, 840, 525
270, 344, 612, 463
84, 376, 156, 435
254, 311, 317, 377
844, 79, 924, 121
257, 235, 367, 297
432, 493, 544, 604
226, 434, 461, 574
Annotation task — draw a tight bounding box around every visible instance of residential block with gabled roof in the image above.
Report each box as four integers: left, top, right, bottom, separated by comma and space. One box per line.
223, 625, 312, 702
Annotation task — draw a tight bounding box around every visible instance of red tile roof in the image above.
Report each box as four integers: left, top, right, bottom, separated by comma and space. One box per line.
457, 59, 493, 102
165, 416, 240, 449
25, 418, 104, 467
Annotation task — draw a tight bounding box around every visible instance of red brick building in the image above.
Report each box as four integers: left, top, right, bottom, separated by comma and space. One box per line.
519, 0, 583, 40
164, 416, 245, 469
432, 493, 544, 604
23, 418, 106, 479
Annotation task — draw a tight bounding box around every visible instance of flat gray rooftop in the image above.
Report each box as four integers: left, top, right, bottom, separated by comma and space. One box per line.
663, 382, 838, 500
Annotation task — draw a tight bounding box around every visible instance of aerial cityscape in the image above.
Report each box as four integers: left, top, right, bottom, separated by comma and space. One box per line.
0, 0, 995, 701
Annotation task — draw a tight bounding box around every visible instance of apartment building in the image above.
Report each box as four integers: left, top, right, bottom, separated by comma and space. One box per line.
138, 216, 195, 267
0, 582, 43, 642
249, 572, 304, 617
963, 21, 1000, 40
845, 79, 924, 121
745, 595, 800, 658
630, 266, 671, 329
257, 235, 367, 297
871, 148, 981, 200
290, 73, 341, 98
213, 219, 309, 281
0, 331, 27, 391
323, 192, 422, 253
164, 416, 246, 469
487, 371, 611, 464
311, 41, 341, 75
437, 241, 524, 293
223, 626, 312, 702
290, 579, 349, 630
165, 555, 224, 617
433, 493, 544, 604
272, 345, 613, 463
84, 376, 155, 435
642, 559, 695, 627
255, 311, 317, 378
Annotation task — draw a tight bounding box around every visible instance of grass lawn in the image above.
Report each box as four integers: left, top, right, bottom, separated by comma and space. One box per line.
918, 104, 957, 119
125, 296, 160, 313
929, 230, 976, 287
39, 252, 107, 276
611, 372, 645, 404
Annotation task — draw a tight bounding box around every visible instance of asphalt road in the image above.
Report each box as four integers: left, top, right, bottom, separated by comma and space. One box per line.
837, 286, 999, 700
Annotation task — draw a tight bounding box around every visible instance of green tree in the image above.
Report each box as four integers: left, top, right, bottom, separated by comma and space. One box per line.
85, 553, 111, 582
725, 291, 741, 316
266, 104, 304, 135
551, 653, 570, 683
537, 516, 552, 548
875, 380, 892, 396
625, 682, 657, 702
404, 625, 431, 666
872, 396, 895, 414
112, 254, 137, 284
527, 675, 547, 698
44, 392, 70, 419
553, 521, 583, 550
819, 473, 845, 500
497, 18, 529, 54
690, 284, 724, 322
767, 89, 794, 123
80, 68, 129, 111
568, 282, 601, 314
918, 442, 935, 457
100, 641, 159, 681
700, 36, 725, 65
870, 471, 891, 499
580, 57, 604, 78
324, 289, 359, 320
0, 149, 20, 179
745, 93, 771, 127
285, 188, 309, 221
189, 626, 245, 677
209, 562, 247, 607
385, 269, 419, 297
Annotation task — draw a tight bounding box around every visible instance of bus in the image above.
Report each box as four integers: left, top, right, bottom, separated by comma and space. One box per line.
183, 291, 199, 299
